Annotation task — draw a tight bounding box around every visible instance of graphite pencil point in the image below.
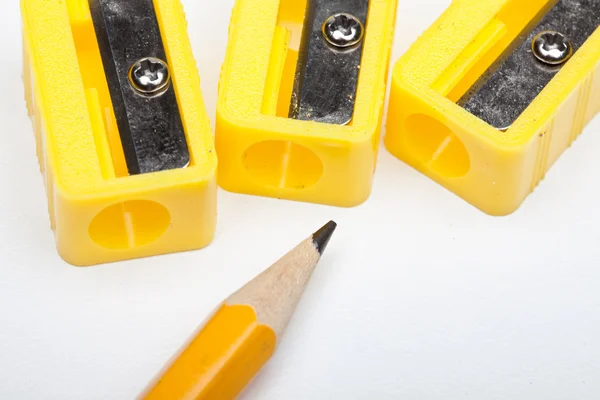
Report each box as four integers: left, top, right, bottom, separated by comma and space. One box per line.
312, 220, 337, 255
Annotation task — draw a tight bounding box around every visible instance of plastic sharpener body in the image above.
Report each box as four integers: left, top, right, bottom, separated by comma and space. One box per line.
385, 0, 600, 215
21, 0, 217, 266
216, 0, 398, 207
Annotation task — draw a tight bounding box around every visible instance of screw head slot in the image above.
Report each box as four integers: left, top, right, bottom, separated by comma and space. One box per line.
532, 31, 573, 65
322, 13, 365, 49
128, 57, 171, 96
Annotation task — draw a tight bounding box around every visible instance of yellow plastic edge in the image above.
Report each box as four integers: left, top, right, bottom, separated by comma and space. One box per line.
21, 0, 217, 265
216, 0, 398, 207
385, 0, 600, 216
140, 304, 277, 400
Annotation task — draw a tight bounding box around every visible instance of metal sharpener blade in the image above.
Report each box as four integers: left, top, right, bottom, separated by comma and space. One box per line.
289, 0, 370, 125
89, 0, 190, 175
460, 0, 600, 130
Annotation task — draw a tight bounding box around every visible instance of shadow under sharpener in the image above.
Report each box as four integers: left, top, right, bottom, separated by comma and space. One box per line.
21, 0, 217, 266
216, 0, 398, 207
385, 0, 600, 216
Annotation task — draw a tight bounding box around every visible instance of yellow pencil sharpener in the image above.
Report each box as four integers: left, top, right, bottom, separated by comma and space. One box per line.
21, 0, 217, 266
385, 0, 600, 215
216, 0, 398, 207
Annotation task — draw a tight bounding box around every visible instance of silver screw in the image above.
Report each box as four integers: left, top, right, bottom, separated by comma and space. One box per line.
532, 31, 573, 65
322, 13, 364, 49
128, 57, 171, 96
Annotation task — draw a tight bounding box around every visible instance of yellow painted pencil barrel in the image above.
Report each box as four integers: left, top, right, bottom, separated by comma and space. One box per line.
143, 305, 276, 400
140, 221, 337, 400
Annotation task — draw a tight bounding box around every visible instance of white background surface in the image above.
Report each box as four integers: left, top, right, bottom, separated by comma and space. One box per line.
1, 0, 600, 398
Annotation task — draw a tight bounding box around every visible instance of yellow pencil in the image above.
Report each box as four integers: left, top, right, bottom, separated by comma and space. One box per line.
140, 221, 337, 400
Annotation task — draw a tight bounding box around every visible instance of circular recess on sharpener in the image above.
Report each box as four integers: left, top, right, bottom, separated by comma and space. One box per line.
404, 114, 470, 178
89, 200, 171, 249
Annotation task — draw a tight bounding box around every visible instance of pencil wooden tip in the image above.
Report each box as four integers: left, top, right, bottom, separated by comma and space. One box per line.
312, 221, 337, 255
